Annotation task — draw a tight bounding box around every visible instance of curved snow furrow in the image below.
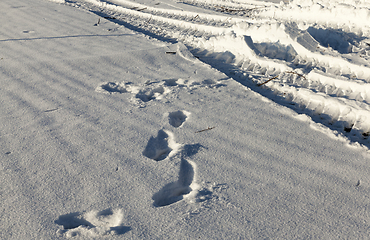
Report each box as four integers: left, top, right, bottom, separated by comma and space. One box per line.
260, 1, 370, 37
82, 0, 232, 35
181, 0, 275, 15
291, 0, 370, 9
296, 52, 370, 83
266, 70, 370, 105
79, 0, 294, 76
306, 71, 370, 103
185, 0, 275, 7
87, 0, 369, 83
83, 0, 370, 84
62, 0, 370, 141
255, 67, 370, 136
232, 22, 370, 82
196, 36, 294, 76
99, 0, 250, 25
265, 79, 370, 136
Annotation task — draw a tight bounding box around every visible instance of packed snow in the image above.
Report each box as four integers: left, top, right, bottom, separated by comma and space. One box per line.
1, 0, 370, 239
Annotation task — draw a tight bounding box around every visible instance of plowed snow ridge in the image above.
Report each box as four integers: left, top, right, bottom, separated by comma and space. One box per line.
59, 0, 370, 147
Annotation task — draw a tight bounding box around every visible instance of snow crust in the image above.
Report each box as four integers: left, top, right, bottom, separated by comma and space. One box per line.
1, 0, 370, 239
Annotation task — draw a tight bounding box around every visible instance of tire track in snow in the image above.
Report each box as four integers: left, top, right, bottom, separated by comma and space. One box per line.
181, 0, 275, 14
61, 0, 370, 147
74, 0, 370, 80
81, 0, 369, 79
259, 0, 370, 36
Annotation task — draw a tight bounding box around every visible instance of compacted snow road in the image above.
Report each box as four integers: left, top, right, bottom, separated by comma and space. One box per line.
1, 0, 370, 239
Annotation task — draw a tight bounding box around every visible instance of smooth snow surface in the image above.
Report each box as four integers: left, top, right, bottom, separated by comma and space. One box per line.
1, 0, 370, 239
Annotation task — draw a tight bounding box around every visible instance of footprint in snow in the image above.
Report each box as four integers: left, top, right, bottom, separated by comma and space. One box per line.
95, 82, 128, 94
152, 157, 199, 207
55, 209, 130, 238
168, 110, 191, 128
163, 78, 195, 87
96, 78, 224, 104
164, 78, 183, 87
142, 129, 181, 161
135, 85, 167, 102
163, 78, 226, 90
23, 30, 35, 34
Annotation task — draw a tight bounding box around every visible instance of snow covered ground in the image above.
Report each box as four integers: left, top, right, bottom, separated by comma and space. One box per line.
1, 0, 370, 239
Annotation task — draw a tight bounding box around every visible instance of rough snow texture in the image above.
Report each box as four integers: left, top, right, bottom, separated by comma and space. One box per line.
1, 0, 370, 239
66, 0, 370, 146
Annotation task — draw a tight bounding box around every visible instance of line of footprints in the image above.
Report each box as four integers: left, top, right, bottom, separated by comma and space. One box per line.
56, 77, 225, 237
55, 110, 203, 238
143, 110, 201, 207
